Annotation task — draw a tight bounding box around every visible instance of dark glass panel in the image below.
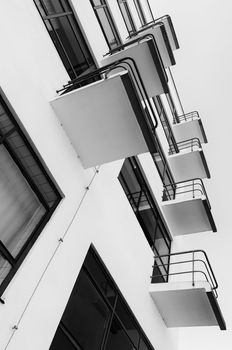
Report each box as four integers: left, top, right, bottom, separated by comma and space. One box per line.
139, 337, 150, 350
115, 299, 140, 347
49, 326, 77, 350
84, 250, 117, 306
105, 316, 135, 350
47, 16, 89, 74
41, 0, 71, 14
52, 269, 111, 350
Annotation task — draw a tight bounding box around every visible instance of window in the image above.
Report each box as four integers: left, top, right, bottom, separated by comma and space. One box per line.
0, 93, 61, 297
133, 0, 146, 26
34, 0, 96, 80
119, 157, 171, 281
90, 0, 121, 49
50, 246, 155, 350
117, 0, 136, 35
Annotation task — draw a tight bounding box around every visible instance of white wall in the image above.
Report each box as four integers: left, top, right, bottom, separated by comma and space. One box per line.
0, 1, 178, 350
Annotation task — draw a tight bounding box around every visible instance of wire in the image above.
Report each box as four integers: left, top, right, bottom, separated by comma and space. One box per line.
3, 167, 100, 350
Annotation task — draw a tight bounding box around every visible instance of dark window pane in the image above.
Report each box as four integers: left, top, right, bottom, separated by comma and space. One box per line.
105, 316, 135, 350
115, 299, 140, 347
34, 0, 96, 79
84, 250, 117, 306
49, 326, 77, 350
139, 337, 150, 350
50, 269, 111, 350
41, 0, 71, 14
47, 16, 90, 75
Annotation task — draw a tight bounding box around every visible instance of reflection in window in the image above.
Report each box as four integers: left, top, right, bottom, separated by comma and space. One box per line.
50, 247, 155, 349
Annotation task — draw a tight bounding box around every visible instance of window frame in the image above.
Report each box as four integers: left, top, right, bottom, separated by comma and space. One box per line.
33, 0, 96, 80
133, 0, 146, 26
90, 0, 122, 50
117, 0, 137, 35
0, 91, 62, 298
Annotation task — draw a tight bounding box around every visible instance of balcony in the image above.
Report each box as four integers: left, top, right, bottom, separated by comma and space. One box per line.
150, 250, 226, 330
50, 65, 159, 168
142, 15, 179, 51
161, 179, 216, 236
167, 138, 210, 182
173, 111, 208, 144
128, 21, 176, 67
102, 36, 169, 97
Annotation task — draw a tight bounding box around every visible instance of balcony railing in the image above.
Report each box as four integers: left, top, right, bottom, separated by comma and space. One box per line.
150, 250, 226, 329
169, 137, 202, 155
163, 178, 210, 205
151, 250, 218, 297
174, 111, 200, 123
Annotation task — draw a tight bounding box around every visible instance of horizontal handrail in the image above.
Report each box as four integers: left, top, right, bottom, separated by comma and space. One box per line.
169, 137, 202, 154
174, 111, 199, 123
151, 250, 219, 298
162, 178, 211, 209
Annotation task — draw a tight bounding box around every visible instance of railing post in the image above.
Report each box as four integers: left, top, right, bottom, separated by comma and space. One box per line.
192, 180, 195, 199
192, 251, 195, 287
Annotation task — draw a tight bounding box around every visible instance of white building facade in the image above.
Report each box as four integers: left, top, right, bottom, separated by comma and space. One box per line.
0, 1, 226, 350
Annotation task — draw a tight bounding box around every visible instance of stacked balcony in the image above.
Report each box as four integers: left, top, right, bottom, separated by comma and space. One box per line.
150, 250, 226, 330
167, 137, 210, 182
161, 179, 216, 236
173, 111, 208, 144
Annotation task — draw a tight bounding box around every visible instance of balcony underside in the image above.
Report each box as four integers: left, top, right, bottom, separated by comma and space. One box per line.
50, 72, 153, 168
173, 119, 208, 144
162, 197, 216, 236
168, 150, 210, 182
131, 22, 175, 67
102, 39, 168, 97
149, 281, 226, 329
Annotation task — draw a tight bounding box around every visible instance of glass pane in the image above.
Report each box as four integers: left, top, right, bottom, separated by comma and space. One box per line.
139, 337, 150, 350
0, 256, 12, 286
0, 145, 46, 258
115, 299, 140, 347
96, 7, 119, 49
84, 250, 117, 306
57, 269, 111, 350
42, 0, 70, 15
50, 326, 77, 350
105, 316, 136, 350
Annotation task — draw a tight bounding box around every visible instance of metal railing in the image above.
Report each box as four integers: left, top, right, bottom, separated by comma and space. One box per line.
169, 137, 202, 155
174, 111, 199, 124
151, 250, 219, 298
162, 178, 211, 207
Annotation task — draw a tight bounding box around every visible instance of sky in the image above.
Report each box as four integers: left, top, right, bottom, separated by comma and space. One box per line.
149, 0, 232, 349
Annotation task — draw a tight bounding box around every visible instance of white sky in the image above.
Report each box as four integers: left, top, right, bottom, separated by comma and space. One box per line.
150, 0, 232, 348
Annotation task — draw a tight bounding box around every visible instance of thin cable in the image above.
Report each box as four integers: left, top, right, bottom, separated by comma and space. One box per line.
4, 167, 100, 350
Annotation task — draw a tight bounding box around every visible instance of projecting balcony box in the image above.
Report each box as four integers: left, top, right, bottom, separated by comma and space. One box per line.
161, 179, 216, 236
167, 138, 210, 182
173, 111, 208, 144
150, 250, 226, 330
50, 70, 158, 169
128, 22, 176, 68
102, 36, 169, 98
